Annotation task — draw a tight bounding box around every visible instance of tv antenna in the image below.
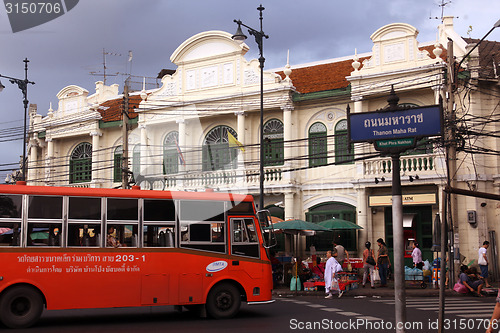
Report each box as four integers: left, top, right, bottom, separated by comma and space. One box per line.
429, 0, 458, 22
89, 49, 122, 85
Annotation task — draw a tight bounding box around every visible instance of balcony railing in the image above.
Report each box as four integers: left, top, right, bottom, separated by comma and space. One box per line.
363, 153, 438, 176
137, 165, 285, 191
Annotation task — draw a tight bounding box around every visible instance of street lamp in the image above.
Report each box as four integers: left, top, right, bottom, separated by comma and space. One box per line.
0, 58, 35, 182
233, 4, 269, 211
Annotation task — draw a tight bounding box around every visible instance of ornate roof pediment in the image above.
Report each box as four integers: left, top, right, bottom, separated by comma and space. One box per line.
170, 30, 248, 65
359, 23, 435, 74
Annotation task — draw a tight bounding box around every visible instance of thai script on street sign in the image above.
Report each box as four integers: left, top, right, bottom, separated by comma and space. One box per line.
348, 105, 442, 143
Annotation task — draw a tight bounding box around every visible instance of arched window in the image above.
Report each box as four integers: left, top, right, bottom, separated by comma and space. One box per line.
70, 142, 92, 184
163, 131, 179, 175
202, 126, 239, 171
309, 122, 327, 167
335, 120, 353, 164
113, 146, 123, 183
263, 119, 284, 166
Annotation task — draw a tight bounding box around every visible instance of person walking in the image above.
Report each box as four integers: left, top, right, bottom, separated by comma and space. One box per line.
377, 238, 391, 287
362, 241, 376, 289
479, 241, 492, 288
411, 242, 423, 269
324, 250, 343, 298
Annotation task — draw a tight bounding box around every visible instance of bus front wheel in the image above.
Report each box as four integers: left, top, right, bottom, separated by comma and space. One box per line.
206, 283, 241, 319
0, 286, 44, 329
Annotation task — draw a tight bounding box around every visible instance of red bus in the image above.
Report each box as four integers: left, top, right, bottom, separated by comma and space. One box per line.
0, 183, 275, 328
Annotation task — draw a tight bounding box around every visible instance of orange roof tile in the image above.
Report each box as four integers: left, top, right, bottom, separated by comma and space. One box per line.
98, 94, 141, 122
277, 45, 446, 95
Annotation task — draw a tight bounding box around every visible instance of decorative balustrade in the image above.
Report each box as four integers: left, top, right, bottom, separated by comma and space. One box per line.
137, 165, 285, 191
363, 153, 438, 176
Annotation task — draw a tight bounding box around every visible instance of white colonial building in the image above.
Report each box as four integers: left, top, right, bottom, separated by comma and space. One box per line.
27, 17, 500, 274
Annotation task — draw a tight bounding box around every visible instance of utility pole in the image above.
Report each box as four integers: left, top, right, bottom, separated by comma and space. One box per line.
446, 37, 458, 286
438, 38, 457, 333
122, 81, 130, 189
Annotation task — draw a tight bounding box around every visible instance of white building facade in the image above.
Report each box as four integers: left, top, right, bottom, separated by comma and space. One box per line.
28, 18, 500, 272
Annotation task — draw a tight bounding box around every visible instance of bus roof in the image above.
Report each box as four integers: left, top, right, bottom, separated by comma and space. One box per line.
0, 183, 254, 203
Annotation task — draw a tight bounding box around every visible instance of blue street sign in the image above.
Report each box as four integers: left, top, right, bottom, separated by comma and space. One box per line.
348, 105, 442, 143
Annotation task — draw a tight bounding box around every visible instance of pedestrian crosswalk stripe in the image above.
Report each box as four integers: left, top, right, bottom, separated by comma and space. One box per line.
414, 305, 494, 310
291, 301, 310, 304
337, 311, 362, 316
307, 304, 326, 308
441, 308, 495, 314
320, 308, 342, 312
375, 299, 481, 303
408, 304, 492, 309
458, 313, 491, 318
357, 316, 383, 321
277, 298, 295, 301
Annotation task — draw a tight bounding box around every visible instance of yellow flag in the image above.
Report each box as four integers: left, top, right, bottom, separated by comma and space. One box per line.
227, 132, 245, 152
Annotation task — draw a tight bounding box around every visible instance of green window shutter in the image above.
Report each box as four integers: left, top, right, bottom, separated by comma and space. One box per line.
263, 119, 284, 167
69, 142, 92, 184
335, 120, 353, 164
309, 122, 327, 167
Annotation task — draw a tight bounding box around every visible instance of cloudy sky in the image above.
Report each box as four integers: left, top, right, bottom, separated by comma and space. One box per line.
0, 0, 499, 181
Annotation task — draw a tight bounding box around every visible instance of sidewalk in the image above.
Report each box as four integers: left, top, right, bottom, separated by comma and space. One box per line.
272, 280, 496, 298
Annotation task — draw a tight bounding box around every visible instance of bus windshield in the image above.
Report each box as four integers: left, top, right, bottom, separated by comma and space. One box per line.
257, 210, 276, 248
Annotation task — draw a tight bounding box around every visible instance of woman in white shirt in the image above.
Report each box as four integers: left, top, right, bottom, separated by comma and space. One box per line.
411, 242, 423, 269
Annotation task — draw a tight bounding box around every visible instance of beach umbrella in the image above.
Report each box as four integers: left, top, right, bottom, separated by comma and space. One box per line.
270, 219, 329, 292
318, 218, 363, 230
271, 219, 330, 232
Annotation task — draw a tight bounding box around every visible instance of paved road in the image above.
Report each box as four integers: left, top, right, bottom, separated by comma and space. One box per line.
7, 295, 496, 333
278, 295, 495, 332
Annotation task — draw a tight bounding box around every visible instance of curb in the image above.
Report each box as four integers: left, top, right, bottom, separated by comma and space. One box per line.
272, 286, 485, 298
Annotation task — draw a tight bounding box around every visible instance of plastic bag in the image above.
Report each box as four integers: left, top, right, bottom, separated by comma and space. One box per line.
453, 282, 468, 294
371, 269, 380, 282
331, 277, 340, 291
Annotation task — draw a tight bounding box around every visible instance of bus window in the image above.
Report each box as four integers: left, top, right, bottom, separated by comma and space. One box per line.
244, 219, 257, 242
27, 223, 61, 247
0, 222, 20, 246
69, 197, 101, 220
180, 200, 224, 221
232, 220, 248, 243
67, 223, 101, 247
106, 224, 138, 248
143, 225, 175, 247
0, 194, 22, 246
180, 221, 226, 253
107, 198, 138, 221
211, 222, 224, 243
144, 199, 176, 221
28, 196, 62, 219
228, 201, 253, 214
0, 194, 22, 218
231, 218, 259, 258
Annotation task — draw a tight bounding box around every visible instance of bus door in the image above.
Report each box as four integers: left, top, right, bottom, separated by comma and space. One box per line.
230, 217, 262, 278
